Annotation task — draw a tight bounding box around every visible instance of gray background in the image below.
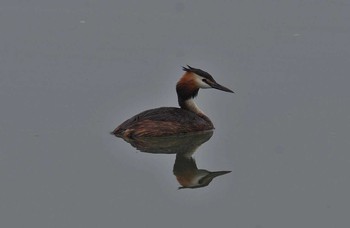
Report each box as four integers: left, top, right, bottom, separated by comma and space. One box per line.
1, 1, 349, 227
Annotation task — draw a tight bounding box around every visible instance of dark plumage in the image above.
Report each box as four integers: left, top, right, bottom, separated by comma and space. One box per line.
112, 107, 213, 138
182, 65, 214, 81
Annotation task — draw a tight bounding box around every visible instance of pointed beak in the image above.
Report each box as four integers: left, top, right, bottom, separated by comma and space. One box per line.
207, 80, 234, 93
208, 170, 232, 178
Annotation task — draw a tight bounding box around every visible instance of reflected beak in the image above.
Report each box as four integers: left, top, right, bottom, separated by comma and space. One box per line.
207, 80, 234, 93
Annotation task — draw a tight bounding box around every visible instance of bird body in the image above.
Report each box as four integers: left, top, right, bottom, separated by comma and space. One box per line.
112, 65, 233, 138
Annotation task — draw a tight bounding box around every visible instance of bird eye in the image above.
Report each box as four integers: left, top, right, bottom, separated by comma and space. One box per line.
202, 79, 207, 83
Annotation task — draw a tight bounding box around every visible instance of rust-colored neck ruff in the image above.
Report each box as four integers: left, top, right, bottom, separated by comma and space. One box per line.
176, 72, 199, 100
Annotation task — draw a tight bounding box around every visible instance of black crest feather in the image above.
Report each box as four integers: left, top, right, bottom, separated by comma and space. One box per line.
181, 65, 214, 81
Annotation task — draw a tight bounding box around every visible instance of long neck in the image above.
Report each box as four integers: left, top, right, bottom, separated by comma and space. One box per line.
178, 97, 211, 122
178, 98, 203, 114
176, 73, 211, 122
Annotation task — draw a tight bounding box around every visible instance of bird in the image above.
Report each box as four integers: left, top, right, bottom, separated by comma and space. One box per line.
112, 65, 233, 138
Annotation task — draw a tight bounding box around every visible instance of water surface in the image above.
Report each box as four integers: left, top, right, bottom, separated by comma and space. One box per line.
1, 1, 350, 228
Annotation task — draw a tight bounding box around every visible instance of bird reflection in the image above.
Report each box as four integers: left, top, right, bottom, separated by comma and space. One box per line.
174, 153, 231, 189
113, 131, 231, 189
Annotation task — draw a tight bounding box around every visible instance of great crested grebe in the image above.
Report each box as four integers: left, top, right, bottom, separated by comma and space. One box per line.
112, 65, 234, 138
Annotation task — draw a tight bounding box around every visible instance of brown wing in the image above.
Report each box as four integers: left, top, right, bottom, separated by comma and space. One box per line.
112, 107, 213, 138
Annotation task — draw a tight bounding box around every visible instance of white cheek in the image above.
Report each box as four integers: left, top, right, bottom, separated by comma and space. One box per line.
194, 74, 211, 88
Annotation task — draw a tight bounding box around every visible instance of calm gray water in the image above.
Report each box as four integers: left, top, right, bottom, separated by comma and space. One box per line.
1, 1, 350, 227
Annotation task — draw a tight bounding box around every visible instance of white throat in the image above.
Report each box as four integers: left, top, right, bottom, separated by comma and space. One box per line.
183, 98, 205, 115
